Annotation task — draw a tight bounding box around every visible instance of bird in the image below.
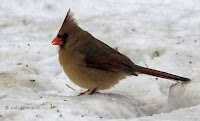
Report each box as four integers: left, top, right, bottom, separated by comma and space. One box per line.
52, 9, 190, 95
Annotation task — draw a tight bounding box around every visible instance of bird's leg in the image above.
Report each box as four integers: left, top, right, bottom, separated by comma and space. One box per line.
78, 90, 90, 96
88, 88, 98, 95
78, 88, 99, 96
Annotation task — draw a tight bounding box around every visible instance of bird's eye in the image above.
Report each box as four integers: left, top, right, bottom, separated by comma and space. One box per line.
57, 34, 62, 38
63, 33, 69, 39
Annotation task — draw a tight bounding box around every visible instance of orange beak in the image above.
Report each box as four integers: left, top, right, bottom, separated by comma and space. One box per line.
52, 37, 63, 45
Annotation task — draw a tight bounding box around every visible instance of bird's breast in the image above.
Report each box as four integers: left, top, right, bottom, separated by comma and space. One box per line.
58, 48, 128, 90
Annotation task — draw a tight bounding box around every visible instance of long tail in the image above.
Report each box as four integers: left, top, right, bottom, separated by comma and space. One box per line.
135, 65, 190, 81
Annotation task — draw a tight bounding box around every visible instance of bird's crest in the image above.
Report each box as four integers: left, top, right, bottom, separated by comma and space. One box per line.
59, 9, 77, 32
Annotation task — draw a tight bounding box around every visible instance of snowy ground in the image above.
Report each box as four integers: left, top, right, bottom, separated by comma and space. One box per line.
0, 0, 200, 121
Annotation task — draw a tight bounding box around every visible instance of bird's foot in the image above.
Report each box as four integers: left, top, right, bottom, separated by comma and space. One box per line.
78, 88, 99, 96
78, 90, 90, 96
88, 88, 98, 95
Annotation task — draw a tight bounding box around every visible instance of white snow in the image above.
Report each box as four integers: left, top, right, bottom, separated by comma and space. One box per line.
167, 81, 200, 111
0, 0, 200, 121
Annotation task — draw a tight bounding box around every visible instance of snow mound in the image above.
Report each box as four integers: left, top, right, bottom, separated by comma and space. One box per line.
61, 94, 144, 119
167, 81, 200, 111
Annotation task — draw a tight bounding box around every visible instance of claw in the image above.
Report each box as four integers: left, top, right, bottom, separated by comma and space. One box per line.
88, 88, 98, 95
78, 90, 90, 96
78, 88, 99, 96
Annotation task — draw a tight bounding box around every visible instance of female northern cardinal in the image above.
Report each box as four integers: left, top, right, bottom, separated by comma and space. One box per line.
52, 9, 190, 95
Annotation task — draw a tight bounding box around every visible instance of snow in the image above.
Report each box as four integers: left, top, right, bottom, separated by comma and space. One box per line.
167, 81, 200, 111
0, 0, 200, 121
